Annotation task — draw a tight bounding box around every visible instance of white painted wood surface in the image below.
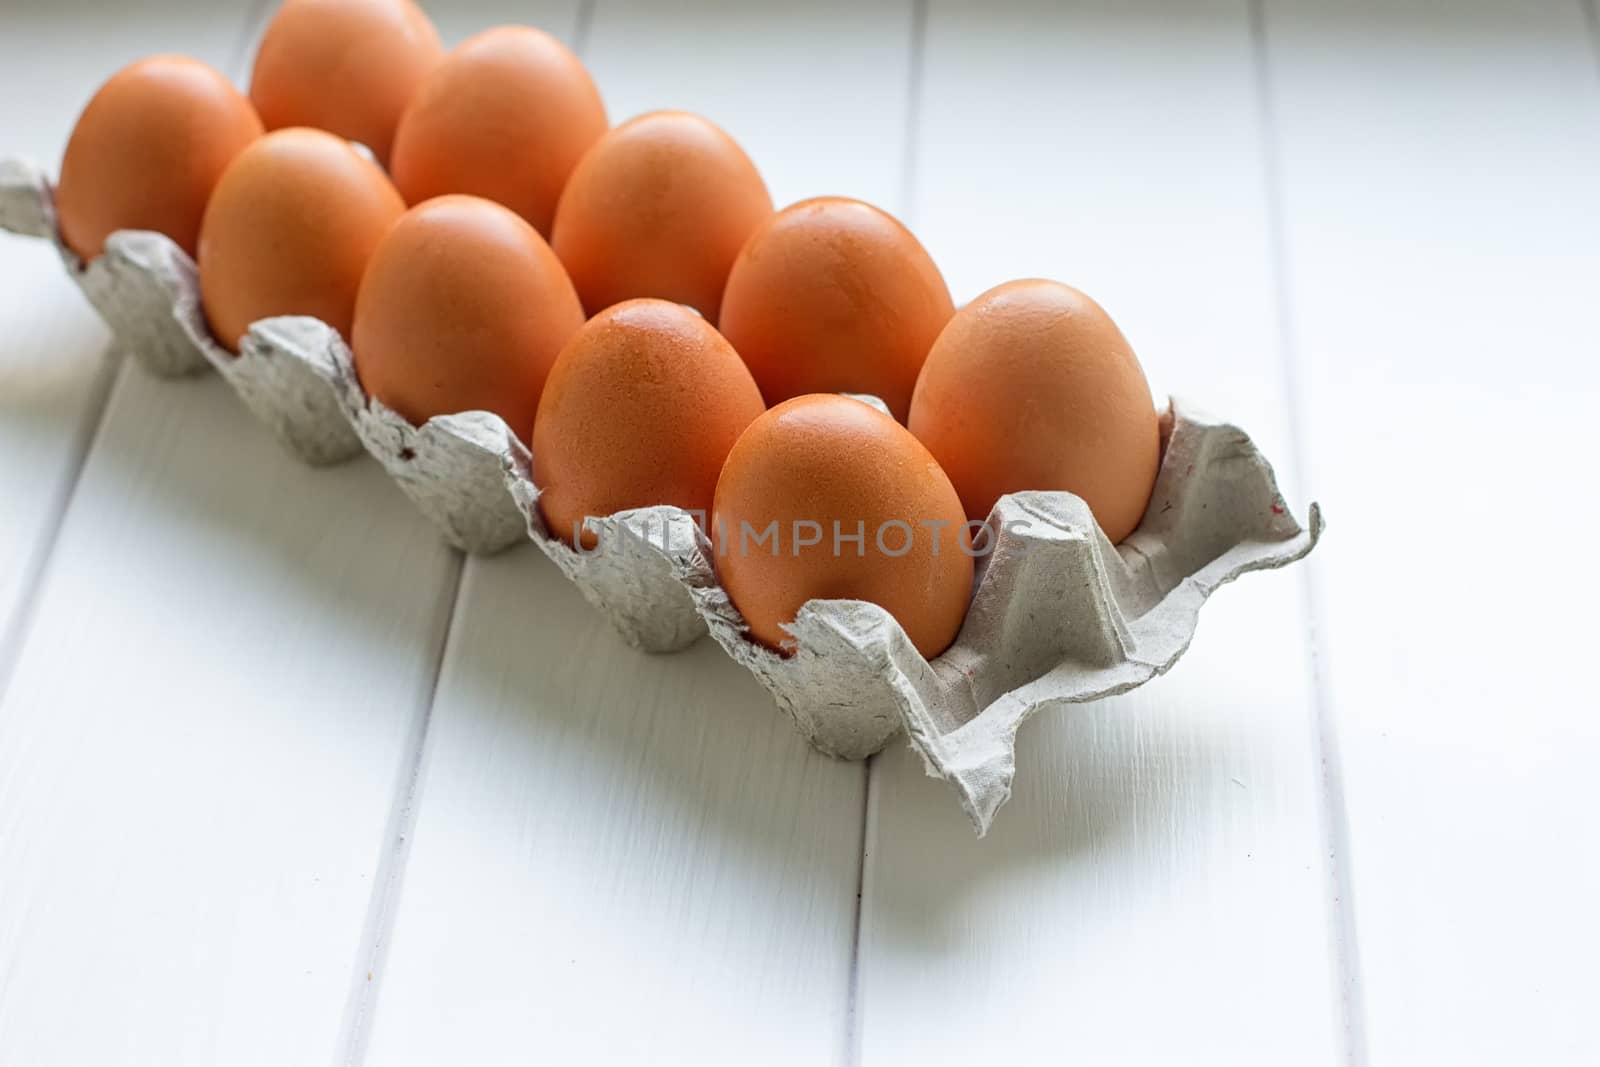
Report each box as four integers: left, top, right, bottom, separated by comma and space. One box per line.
1264, 0, 1600, 1062
0, 0, 261, 710
578, 0, 916, 212
361, 552, 866, 1067
0, 370, 458, 1064
854, 3, 1341, 1064
361, 4, 908, 1064
0, 3, 462, 1063
1, 1, 1596, 1064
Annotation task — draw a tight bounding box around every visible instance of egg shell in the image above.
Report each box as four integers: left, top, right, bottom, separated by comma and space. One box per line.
198, 127, 404, 351
551, 110, 772, 322
533, 299, 765, 549
712, 394, 973, 659
353, 194, 584, 441
249, 0, 443, 164
720, 197, 954, 422
55, 56, 262, 261
390, 26, 608, 236
909, 278, 1161, 544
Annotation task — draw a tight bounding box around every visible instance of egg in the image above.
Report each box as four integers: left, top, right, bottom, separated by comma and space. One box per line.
198, 127, 404, 351
908, 279, 1161, 544
713, 394, 972, 659
249, 0, 443, 164
551, 110, 772, 321
719, 197, 954, 421
353, 194, 584, 439
389, 26, 607, 236
533, 299, 765, 549
55, 56, 262, 262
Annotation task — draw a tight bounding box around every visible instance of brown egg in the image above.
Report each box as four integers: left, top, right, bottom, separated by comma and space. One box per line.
713, 394, 973, 659
249, 0, 443, 164
720, 197, 954, 421
198, 127, 404, 351
55, 56, 262, 262
551, 110, 772, 321
533, 299, 765, 549
908, 279, 1160, 544
353, 194, 584, 439
390, 26, 607, 236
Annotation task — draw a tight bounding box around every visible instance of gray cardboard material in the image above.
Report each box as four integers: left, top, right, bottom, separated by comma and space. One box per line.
0, 158, 53, 238
232, 318, 364, 466
237, 312, 531, 555
508, 462, 710, 653
343, 389, 530, 556
0, 160, 527, 547
0, 159, 362, 461
507, 401, 1322, 831
2, 158, 209, 377
0, 155, 1323, 832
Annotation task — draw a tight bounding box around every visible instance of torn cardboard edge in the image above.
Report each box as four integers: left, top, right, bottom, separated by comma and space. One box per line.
507, 404, 1322, 832
2, 160, 525, 551
0, 156, 1324, 833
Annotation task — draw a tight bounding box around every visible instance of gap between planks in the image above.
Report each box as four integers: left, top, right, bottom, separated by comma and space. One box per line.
1247, 0, 1368, 1063
1582, 0, 1600, 80
0, 0, 276, 706
0, 2, 1370, 1058
331, 4, 597, 1065
847, 3, 928, 1065
336, 551, 467, 1067
0, 358, 119, 707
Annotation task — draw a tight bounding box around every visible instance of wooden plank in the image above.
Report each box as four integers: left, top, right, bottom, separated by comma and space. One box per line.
0, 368, 460, 1063
361, 551, 869, 1065
578, 0, 914, 210
0, 0, 263, 706
1262, 1, 1600, 1062
0, 3, 470, 1063
360, 3, 913, 1063
855, 3, 1342, 1063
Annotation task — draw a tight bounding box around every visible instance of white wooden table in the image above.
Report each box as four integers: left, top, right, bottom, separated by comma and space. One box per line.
2, 1, 1597, 1064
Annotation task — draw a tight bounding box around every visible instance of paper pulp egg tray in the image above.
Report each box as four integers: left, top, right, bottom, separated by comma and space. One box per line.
0, 157, 1323, 833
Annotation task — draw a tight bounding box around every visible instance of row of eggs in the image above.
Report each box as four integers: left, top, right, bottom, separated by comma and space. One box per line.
47, 0, 1161, 660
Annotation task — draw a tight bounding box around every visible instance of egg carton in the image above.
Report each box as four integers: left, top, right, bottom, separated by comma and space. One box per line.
1, 157, 523, 551
0, 156, 1323, 833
